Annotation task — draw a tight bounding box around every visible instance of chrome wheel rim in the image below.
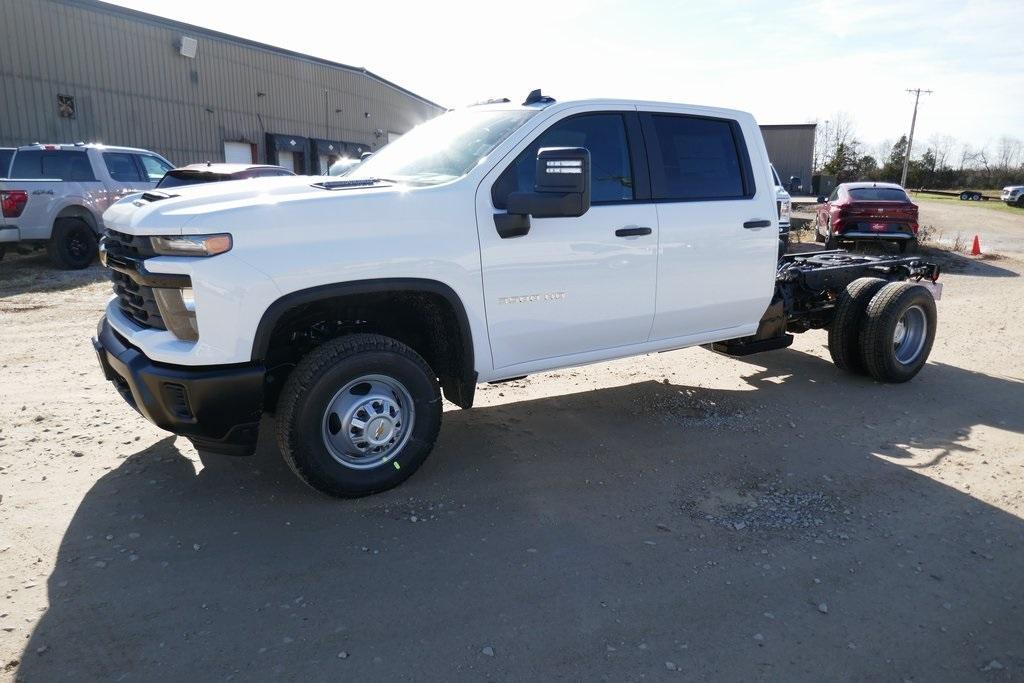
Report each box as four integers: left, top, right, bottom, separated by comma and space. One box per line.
893, 305, 927, 364
321, 374, 415, 470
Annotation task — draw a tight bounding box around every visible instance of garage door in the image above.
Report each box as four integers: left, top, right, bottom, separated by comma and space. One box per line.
277, 151, 294, 172
223, 142, 254, 164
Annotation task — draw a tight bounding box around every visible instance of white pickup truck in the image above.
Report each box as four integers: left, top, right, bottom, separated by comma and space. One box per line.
93, 92, 942, 497
0, 143, 173, 267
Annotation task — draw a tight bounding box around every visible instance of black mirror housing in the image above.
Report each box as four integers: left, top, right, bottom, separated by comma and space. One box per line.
816, 195, 827, 203
493, 146, 592, 238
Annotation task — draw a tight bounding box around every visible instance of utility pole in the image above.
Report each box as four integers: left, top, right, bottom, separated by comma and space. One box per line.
900, 88, 933, 187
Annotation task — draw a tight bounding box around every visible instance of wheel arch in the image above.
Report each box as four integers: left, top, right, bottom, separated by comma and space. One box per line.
252, 278, 477, 408
54, 203, 99, 233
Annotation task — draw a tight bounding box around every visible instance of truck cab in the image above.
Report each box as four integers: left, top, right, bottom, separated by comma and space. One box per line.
93, 92, 937, 497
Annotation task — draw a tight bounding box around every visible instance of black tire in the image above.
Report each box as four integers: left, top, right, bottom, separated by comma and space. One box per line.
859, 282, 937, 383
897, 239, 917, 254
823, 219, 838, 249
828, 277, 888, 375
959, 191, 971, 201
814, 218, 826, 243
47, 217, 97, 269
276, 333, 442, 497
1016, 197, 1024, 209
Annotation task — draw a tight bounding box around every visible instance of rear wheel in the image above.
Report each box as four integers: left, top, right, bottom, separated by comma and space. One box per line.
276, 333, 442, 497
47, 217, 96, 269
859, 282, 937, 383
823, 219, 839, 249
828, 277, 887, 375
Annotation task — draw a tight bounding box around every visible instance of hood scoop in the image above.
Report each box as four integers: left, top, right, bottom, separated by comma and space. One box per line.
134, 190, 179, 205
312, 178, 393, 191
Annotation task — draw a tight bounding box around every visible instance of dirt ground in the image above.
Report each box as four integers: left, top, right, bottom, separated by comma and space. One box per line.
1, 238, 1023, 680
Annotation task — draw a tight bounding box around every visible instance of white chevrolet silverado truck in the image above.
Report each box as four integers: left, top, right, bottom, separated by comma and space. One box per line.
0, 143, 173, 267
93, 91, 942, 497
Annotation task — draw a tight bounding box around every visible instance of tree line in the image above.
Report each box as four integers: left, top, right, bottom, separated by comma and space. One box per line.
813, 112, 1023, 190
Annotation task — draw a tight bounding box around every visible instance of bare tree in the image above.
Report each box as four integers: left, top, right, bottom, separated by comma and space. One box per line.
995, 136, 1022, 170
927, 134, 956, 170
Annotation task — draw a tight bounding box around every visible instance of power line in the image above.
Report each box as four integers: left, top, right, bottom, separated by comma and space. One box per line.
901, 88, 933, 187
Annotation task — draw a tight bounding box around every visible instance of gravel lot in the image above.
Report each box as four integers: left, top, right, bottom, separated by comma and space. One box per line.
1, 238, 1022, 680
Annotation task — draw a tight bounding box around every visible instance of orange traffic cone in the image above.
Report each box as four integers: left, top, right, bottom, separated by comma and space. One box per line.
971, 235, 981, 256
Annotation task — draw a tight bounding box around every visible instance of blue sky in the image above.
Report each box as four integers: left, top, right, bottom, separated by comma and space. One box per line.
110, 0, 1022, 156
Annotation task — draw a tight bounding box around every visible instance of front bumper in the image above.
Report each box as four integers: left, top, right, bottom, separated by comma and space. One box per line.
93, 316, 265, 455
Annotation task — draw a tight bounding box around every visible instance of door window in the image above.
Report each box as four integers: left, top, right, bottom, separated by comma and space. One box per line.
646, 114, 752, 200
136, 155, 173, 182
11, 150, 95, 181
494, 113, 634, 207
103, 153, 144, 182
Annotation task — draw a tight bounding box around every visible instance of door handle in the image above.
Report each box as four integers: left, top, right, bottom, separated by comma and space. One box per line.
615, 226, 653, 237
743, 219, 772, 229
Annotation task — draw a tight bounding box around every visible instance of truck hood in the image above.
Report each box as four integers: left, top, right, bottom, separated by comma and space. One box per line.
102, 175, 401, 235
1004, 185, 1023, 192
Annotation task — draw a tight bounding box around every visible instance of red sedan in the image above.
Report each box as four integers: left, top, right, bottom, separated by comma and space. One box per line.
815, 182, 919, 253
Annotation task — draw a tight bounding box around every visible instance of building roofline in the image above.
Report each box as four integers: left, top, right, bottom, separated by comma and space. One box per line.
759, 123, 818, 130
57, 0, 445, 111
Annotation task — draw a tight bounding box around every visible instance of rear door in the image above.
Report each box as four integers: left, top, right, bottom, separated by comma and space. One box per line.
639, 107, 777, 341
476, 107, 659, 371
100, 151, 151, 203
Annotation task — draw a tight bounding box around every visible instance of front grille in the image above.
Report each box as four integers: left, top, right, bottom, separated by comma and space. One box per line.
104, 229, 166, 330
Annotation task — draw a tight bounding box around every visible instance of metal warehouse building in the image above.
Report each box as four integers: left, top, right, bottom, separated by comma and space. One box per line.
0, 0, 445, 172
759, 123, 816, 194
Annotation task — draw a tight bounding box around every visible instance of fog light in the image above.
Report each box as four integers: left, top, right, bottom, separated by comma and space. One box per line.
153, 288, 199, 341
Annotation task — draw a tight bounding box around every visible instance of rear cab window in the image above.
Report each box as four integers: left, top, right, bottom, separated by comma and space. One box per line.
10, 150, 96, 181
157, 171, 231, 188
642, 113, 754, 201
0, 150, 13, 177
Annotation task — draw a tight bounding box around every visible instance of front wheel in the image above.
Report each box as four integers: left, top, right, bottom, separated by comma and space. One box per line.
276, 333, 442, 497
859, 282, 937, 383
823, 221, 839, 250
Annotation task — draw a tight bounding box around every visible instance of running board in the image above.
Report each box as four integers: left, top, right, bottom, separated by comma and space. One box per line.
710, 333, 793, 357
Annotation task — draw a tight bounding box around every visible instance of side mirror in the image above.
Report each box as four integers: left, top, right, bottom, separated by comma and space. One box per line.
816, 195, 827, 203
494, 147, 591, 238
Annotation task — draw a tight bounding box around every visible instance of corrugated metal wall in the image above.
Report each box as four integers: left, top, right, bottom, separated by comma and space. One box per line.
760, 125, 816, 192
0, 0, 445, 166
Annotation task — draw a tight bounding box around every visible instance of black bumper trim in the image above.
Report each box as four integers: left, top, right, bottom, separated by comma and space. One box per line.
93, 316, 265, 455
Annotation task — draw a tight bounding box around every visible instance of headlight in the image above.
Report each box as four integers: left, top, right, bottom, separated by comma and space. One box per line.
779, 199, 791, 222
151, 234, 232, 257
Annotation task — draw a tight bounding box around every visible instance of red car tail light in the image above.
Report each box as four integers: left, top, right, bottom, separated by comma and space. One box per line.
1, 190, 28, 218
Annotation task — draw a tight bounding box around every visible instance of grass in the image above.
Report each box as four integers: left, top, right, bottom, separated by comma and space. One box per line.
910, 191, 1024, 215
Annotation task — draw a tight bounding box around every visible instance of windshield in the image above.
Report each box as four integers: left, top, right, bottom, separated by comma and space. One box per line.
348, 109, 535, 186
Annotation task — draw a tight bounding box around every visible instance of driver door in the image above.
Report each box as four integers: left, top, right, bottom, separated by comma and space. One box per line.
474, 109, 658, 372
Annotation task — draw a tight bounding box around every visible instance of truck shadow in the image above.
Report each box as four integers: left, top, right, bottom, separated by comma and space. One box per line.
16, 354, 1024, 680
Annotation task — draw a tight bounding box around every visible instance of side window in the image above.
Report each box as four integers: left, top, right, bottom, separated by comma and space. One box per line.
11, 150, 95, 181
647, 114, 751, 200
494, 113, 634, 207
103, 153, 144, 182
827, 188, 839, 202
137, 155, 172, 182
